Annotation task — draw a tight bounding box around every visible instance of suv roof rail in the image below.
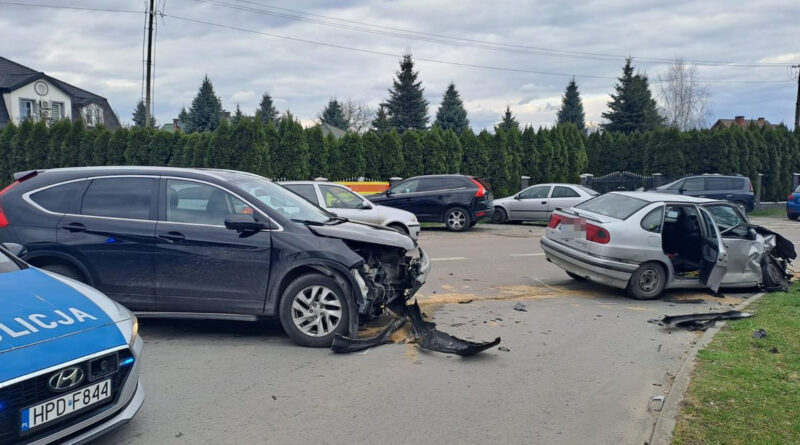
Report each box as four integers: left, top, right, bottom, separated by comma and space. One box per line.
12, 170, 40, 181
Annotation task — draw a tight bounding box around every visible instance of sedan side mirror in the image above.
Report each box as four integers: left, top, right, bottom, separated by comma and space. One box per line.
1, 242, 26, 258
514, 195, 522, 200
357, 202, 373, 210
225, 214, 267, 232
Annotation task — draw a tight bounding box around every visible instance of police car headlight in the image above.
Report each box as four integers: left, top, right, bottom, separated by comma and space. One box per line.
410, 215, 418, 223
130, 315, 139, 346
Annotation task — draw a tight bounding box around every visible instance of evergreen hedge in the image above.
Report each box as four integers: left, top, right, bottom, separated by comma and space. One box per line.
0, 119, 797, 201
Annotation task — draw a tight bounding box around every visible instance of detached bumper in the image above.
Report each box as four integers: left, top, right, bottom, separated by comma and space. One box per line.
472, 207, 494, 221
540, 237, 638, 289
408, 224, 421, 240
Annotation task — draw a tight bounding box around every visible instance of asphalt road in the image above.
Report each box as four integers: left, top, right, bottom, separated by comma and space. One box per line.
96, 217, 796, 445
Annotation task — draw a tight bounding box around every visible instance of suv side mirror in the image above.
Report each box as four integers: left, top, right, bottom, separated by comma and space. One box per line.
678, 188, 686, 195
385, 190, 393, 197
1, 242, 26, 258
225, 214, 267, 232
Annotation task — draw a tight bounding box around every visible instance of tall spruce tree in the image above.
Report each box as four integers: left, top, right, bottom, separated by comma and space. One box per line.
371, 105, 390, 135
433, 83, 469, 134
401, 130, 424, 177
305, 126, 328, 178
423, 127, 447, 174
497, 106, 519, 132
385, 54, 429, 131
275, 112, 309, 179
361, 131, 381, 178
132, 100, 156, 127
231, 104, 244, 125
556, 79, 586, 132
460, 129, 488, 177
486, 128, 512, 196
186, 75, 223, 133
319, 99, 349, 130
378, 130, 404, 179
442, 129, 463, 173
602, 58, 664, 133
256, 92, 280, 126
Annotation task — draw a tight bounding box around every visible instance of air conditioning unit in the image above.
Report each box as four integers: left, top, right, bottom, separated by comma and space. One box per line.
39, 100, 51, 109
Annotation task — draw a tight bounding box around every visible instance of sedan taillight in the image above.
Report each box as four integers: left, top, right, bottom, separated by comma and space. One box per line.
586, 224, 610, 244
548, 214, 565, 229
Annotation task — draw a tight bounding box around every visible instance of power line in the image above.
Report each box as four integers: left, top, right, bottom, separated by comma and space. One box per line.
0, 1, 793, 84
216, 0, 790, 68
161, 13, 794, 84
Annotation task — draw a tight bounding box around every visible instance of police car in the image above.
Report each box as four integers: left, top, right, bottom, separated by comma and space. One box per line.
0, 243, 143, 444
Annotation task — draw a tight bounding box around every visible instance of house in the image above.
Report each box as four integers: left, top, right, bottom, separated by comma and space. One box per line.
711, 116, 774, 130
0, 56, 120, 129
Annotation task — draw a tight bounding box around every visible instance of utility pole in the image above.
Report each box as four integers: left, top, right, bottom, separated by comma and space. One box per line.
144, 0, 155, 128
793, 65, 800, 132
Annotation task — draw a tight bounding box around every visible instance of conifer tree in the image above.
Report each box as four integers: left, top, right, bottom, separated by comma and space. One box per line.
401, 130, 424, 177
58, 119, 83, 167
319, 99, 349, 130
338, 133, 365, 178
106, 127, 128, 165
371, 105, 390, 135
207, 120, 233, 168
148, 130, 174, 166
275, 112, 309, 179
441, 129, 463, 173
385, 54, 429, 131
486, 128, 512, 196
521, 126, 538, 179
256, 92, 280, 126
602, 58, 664, 133
186, 75, 223, 133
361, 131, 381, 178
497, 106, 519, 132
45, 120, 70, 167
124, 127, 150, 165
378, 130, 404, 179
25, 120, 49, 170
132, 99, 156, 127
0, 123, 18, 181
556, 79, 586, 132
90, 126, 112, 166
460, 128, 488, 177
433, 83, 469, 134
423, 127, 446, 174
305, 126, 328, 178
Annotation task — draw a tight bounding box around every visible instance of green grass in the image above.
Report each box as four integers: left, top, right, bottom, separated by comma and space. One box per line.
672, 284, 800, 445
748, 207, 786, 218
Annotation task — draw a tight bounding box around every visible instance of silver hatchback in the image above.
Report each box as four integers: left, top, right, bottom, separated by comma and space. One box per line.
541, 192, 794, 299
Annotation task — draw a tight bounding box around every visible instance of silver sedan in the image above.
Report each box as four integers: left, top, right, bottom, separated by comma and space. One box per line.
540, 192, 794, 299
280, 181, 421, 239
491, 183, 598, 223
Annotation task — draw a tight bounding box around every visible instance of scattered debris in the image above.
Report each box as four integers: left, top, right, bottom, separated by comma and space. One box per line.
649, 395, 665, 411
397, 300, 501, 356
648, 311, 753, 331
752, 329, 768, 339
513, 302, 528, 312
498, 346, 510, 352
458, 299, 474, 304
663, 297, 706, 304
769, 346, 779, 354
331, 318, 407, 353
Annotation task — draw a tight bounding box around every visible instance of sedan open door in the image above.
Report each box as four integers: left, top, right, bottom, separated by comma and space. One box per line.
698, 207, 728, 292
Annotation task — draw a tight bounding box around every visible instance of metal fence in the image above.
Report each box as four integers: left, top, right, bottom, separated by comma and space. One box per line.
588, 171, 657, 193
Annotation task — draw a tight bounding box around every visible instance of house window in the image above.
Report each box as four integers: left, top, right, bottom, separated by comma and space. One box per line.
82, 103, 103, 127
19, 99, 36, 121
50, 102, 64, 121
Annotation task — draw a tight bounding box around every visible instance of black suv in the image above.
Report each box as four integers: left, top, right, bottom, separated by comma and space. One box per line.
368, 175, 493, 232
0, 167, 430, 347
656, 174, 755, 212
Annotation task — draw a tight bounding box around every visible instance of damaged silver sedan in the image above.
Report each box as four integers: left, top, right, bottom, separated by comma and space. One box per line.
541, 192, 795, 299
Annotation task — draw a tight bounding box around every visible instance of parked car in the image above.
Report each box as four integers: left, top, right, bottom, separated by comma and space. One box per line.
367, 175, 493, 232
541, 192, 794, 300
0, 167, 430, 347
787, 185, 800, 220
279, 180, 421, 239
0, 242, 143, 445
491, 183, 598, 223
655, 174, 754, 212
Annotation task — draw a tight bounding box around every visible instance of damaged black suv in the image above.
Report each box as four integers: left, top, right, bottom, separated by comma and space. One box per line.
0, 167, 430, 347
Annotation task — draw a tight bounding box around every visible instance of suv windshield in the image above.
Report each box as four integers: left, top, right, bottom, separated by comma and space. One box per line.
575, 194, 649, 219
231, 178, 333, 225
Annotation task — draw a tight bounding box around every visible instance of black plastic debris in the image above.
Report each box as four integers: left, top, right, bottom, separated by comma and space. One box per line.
663, 297, 706, 304
513, 302, 528, 312
648, 310, 753, 331
752, 329, 768, 339
331, 318, 406, 353
392, 299, 501, 356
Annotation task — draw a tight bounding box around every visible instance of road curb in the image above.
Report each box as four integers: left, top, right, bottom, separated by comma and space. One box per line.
648, 292, 766, 445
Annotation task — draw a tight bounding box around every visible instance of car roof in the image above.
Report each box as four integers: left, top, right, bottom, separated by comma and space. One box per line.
32, 166, 268, 183
610, 191, 718, 204
279, 180, 339, 186
529, 183, 583, 187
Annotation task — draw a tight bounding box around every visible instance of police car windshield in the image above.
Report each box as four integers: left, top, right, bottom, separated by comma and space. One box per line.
0, 250, 22, 274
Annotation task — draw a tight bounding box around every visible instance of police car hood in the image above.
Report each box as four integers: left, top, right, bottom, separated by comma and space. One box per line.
0, 268, 128, 354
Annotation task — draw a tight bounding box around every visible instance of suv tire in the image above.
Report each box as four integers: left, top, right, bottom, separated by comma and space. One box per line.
41, 263, 85, 283
444, 207, 471, 232
279, 273, 350, 347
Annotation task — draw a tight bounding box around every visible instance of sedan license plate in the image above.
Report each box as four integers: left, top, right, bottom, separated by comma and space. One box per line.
20, 379, 111, 433
559, 217, 586, 238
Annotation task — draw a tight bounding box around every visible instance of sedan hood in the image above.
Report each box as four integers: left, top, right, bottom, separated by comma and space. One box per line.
309, 220, 416, 250
492, 196, 515, 206
0, 268, 118, 353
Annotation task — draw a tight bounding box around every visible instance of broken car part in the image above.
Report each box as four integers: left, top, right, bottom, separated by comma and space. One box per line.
331, 318, 407, 353
513, 302, 528, 312
648, 310, 753, 331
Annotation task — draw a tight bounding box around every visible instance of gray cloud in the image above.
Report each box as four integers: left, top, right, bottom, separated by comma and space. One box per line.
1, 0, 797, 130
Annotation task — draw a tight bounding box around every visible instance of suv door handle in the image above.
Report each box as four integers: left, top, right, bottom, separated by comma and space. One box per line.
157, 232, 185, 242
59, 222, 86, 232
541, 201, 547, 204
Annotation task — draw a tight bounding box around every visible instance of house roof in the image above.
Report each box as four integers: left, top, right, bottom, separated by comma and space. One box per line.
711, 116, 774, 129
319, 123, 347, 139
0, 56, 121, 129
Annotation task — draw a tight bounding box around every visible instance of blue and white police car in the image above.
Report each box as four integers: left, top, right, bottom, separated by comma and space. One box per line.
0, 243, 143, 444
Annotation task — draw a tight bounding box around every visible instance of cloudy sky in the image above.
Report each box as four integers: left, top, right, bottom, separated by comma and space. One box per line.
2, 0, 798, 130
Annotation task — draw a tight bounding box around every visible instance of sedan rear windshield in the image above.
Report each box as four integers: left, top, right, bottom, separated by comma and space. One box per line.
574, 194, 648, 220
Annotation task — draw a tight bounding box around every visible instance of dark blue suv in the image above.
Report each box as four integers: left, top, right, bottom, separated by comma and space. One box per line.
656, 174, 754, 212
0, 167, 430, 347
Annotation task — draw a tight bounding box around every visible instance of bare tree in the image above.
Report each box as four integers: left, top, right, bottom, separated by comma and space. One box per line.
341, 99, 375, 134
657, 59, 712, 130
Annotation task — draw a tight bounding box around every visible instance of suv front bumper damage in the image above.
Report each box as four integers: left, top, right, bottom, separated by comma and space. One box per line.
334, 248, 501, 355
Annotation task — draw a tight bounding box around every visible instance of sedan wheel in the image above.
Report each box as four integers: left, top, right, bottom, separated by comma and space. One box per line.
279, 273, 350, 347
626, 263, 666, 300
445, 208, 471, 232
491, 207, 507, 224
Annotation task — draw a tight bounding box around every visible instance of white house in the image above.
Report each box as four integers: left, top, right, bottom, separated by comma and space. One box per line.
0, 56, 120, 129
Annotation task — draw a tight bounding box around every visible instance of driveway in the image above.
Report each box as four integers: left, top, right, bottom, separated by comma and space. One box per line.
96, 218, 795, 444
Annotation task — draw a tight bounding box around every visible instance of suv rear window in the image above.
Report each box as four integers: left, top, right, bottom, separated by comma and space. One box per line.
575, 194, 648, 220
420, 177, 468, 192
707, 177, 745, 191
30, 180, 88, 214
81, 177, 156, 220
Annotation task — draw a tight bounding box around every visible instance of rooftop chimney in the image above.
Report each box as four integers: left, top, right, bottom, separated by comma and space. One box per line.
757, 117, 765, 122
